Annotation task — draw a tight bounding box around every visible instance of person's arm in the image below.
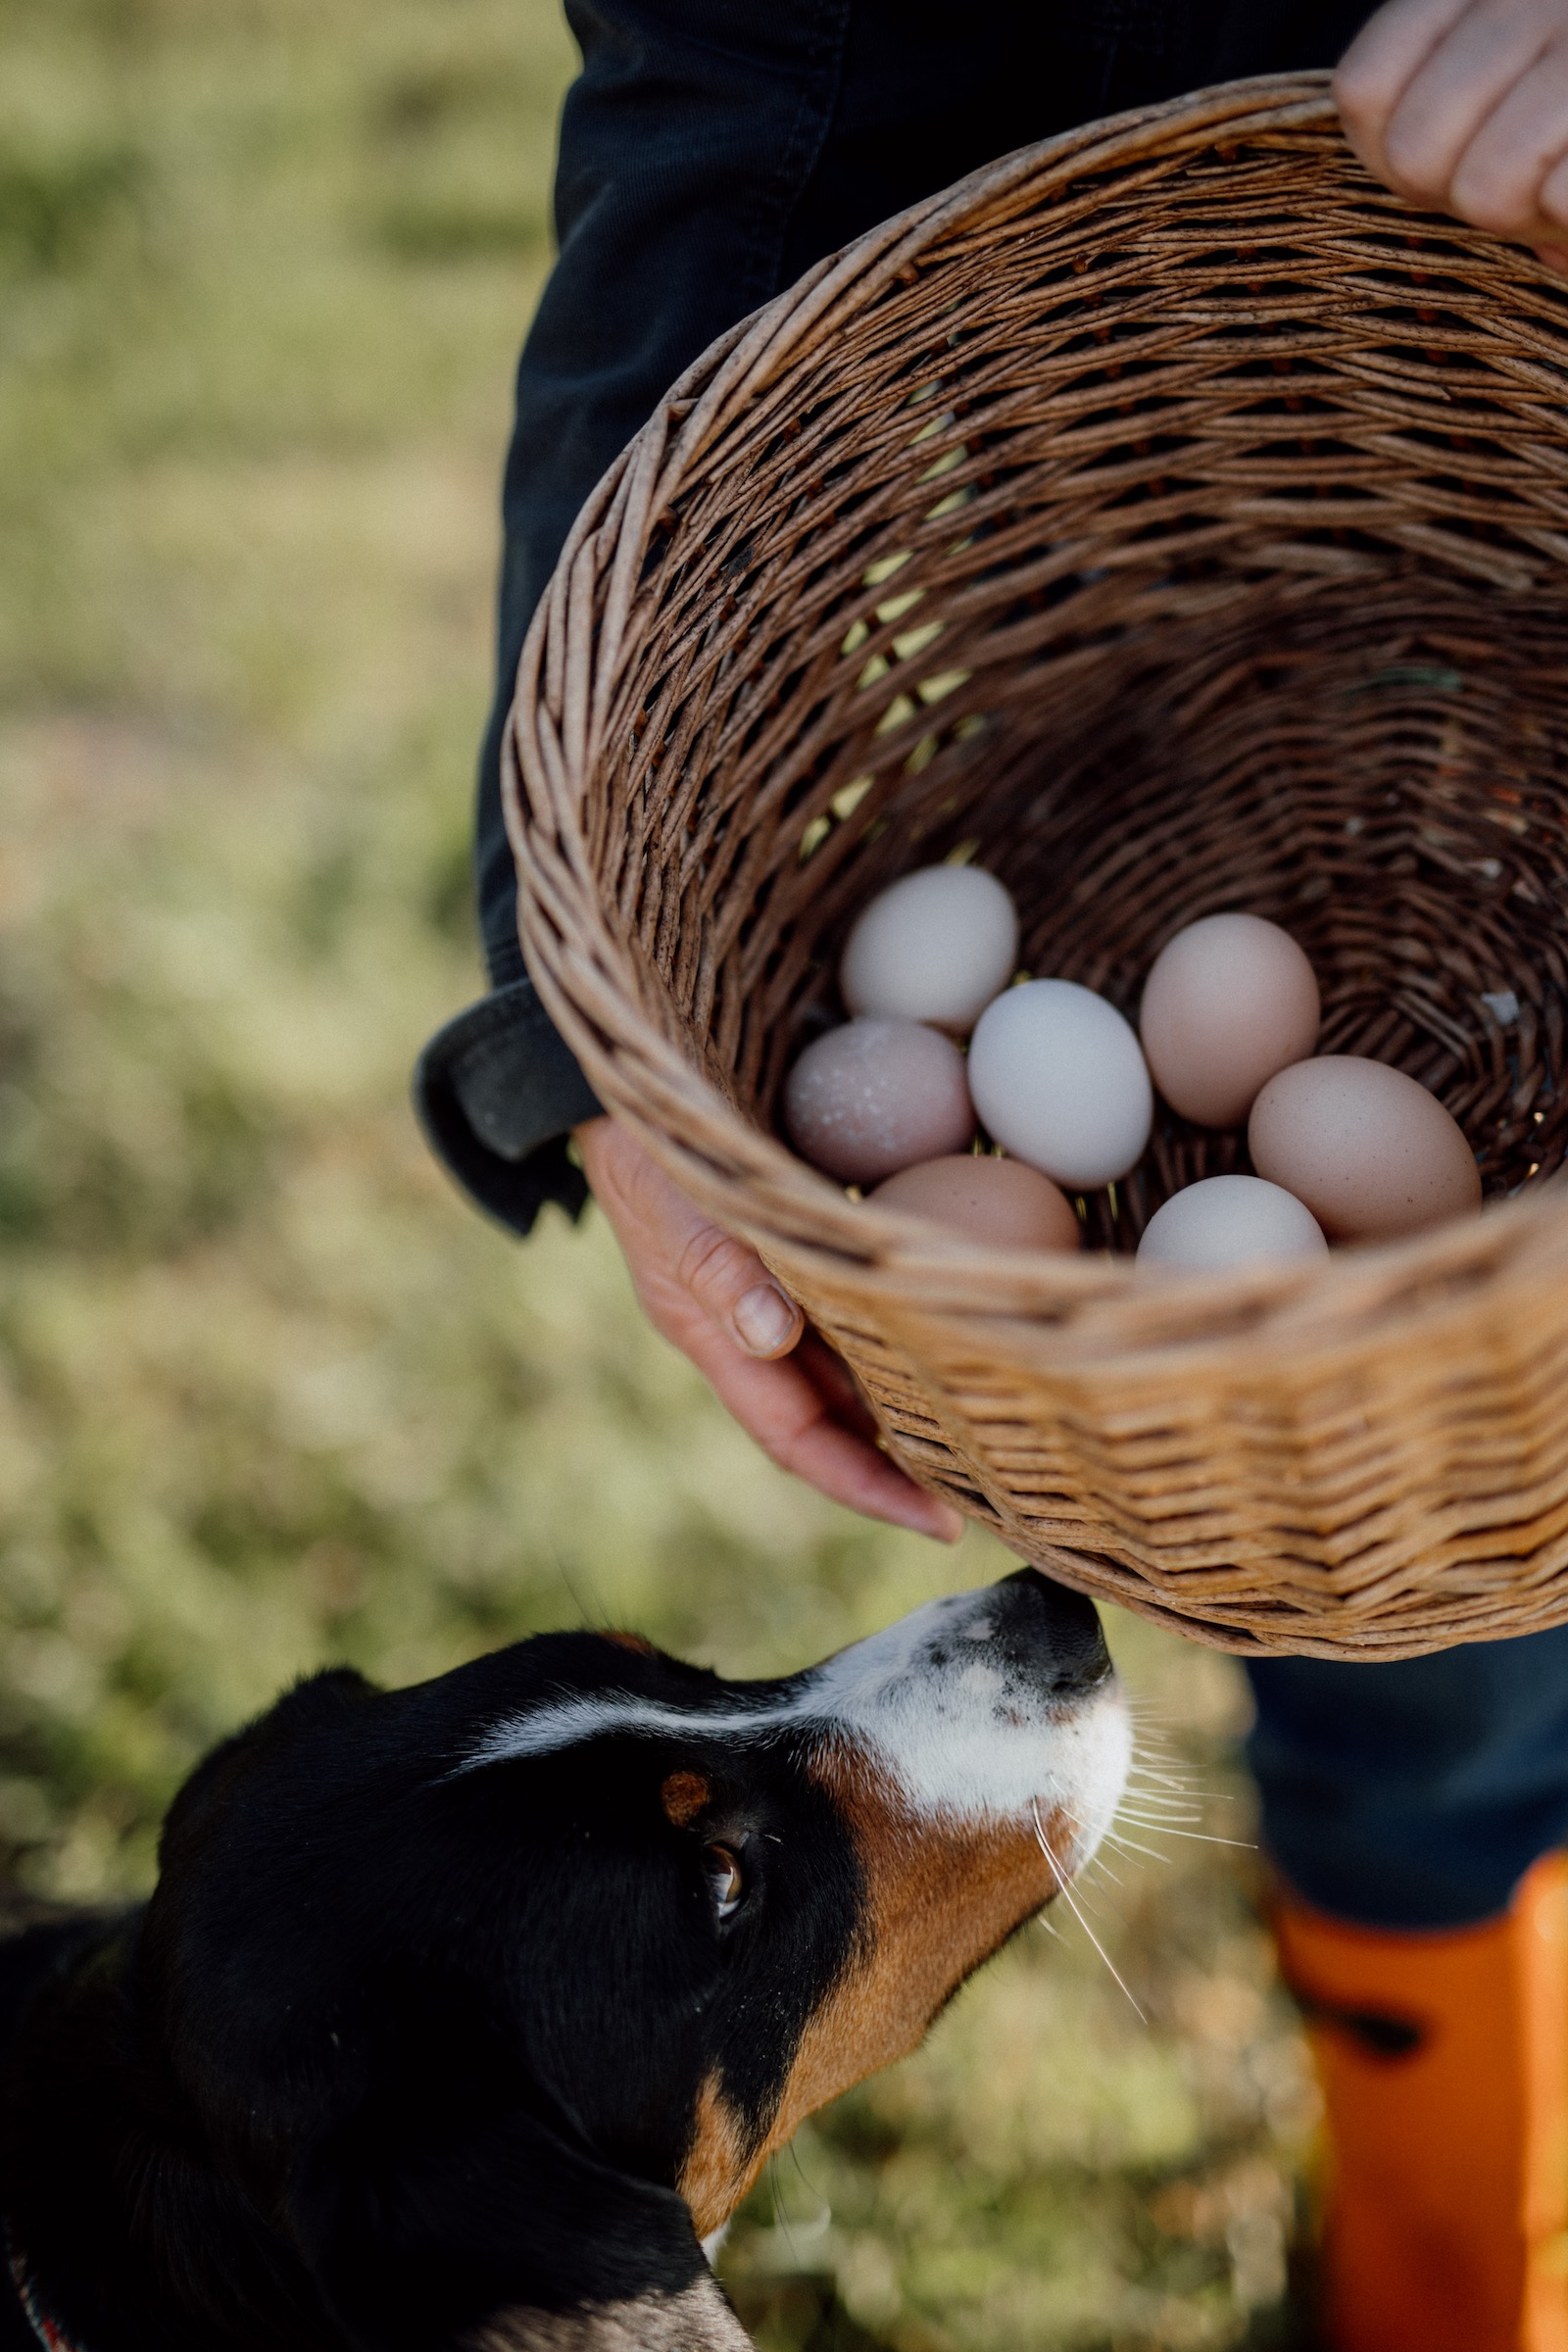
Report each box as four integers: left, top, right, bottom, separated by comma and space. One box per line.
1336, 0, 1568, 270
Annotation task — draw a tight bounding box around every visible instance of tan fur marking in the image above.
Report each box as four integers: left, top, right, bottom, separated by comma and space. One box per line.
601, 1630, 656, 1654
677, 1747, 1078, 2232
661, 1770, 710, 1828
775, 1748, 1071, 2151
677, 2072, 757, 2238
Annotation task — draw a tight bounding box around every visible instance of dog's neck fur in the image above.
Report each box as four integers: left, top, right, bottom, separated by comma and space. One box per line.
1, 1917, 747, 2352
466, 2286, 749, 2350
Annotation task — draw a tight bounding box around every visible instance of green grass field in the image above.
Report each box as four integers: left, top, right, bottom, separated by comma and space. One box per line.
0, 4, 1318, 2342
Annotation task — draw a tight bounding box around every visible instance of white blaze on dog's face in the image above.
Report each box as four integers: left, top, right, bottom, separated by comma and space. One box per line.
467, 1567, 1130, 2236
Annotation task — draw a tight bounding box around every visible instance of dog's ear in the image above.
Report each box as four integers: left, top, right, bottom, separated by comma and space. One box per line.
158, 1667, 376, 1871
290, 2097, 749, 2352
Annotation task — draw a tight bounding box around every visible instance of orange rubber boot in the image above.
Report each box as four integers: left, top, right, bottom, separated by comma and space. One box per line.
1273, 1853, 1568, 2352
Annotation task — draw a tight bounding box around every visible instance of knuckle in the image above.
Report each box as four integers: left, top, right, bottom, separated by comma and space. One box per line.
674, 1221, 751, 1302
1451, 157, 1532, 229
1332, 60, 1384, 122
1382, 127, 1446, 200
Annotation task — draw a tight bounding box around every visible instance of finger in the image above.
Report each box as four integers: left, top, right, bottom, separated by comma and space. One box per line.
1538, 128, 1568, 218
1335, 0, 1477, 178
1448, 37, 1568, 229
577, 1114, 804, 1360
1532, 237, 1568, 267
576, 1114, 961, 1535
674, 1220, 805, 1360
674, 1321, 964, 1541
793, 1330, 884, 1444
1379, 2, 1560, 206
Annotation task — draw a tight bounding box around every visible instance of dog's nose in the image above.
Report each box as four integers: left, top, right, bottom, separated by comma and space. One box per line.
989, 1567, 1112, 1696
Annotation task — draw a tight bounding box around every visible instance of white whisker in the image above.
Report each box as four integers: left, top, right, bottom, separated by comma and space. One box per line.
1032, 1797, 1146, 2022
1118, 1820, 1255, 1849
1122, 1806, 1202, 1822
1102, 1829, 1177, 1865
1115, 1811, 1206, 1829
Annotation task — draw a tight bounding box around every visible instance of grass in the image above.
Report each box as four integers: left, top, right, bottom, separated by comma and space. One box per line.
0, 2, 1318, 2342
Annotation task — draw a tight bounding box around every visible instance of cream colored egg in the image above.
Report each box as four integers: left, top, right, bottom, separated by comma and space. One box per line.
1140, 912, 1321, 1126
1137, 1174, 1328, 1271
967, 979, 1152, 1190
841, 864, 1018, 1035
871, 1154, 1082, 1251
1249, 1055, 1482, 1242
784, 1018, 974, 1184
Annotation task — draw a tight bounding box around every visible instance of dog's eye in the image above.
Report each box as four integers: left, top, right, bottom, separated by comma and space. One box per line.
703, 1842, 745, 1921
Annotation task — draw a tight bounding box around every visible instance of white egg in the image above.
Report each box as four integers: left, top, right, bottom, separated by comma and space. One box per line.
967, 980, 1152, 1190
841, 864, 1018, 1035
1136, 1174, 1329, 1271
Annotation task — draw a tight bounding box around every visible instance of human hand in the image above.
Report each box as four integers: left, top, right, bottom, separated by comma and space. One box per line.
573, 1114, 964, 1543
1336, 0, 1568, 272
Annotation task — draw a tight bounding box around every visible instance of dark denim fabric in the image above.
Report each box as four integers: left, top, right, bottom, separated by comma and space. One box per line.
1245, 1632, 1568, 1930
414, 0, 1568, 1935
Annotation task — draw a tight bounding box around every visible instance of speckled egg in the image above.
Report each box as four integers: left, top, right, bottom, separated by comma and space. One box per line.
1137, 1174, 1328, 1271
784, 1018, 975, 1184
1249, 1055, 1482, 1242
840, 863, 1018, 1035
870, 1154, 1082, 1251
967, 979, 1152, 1191
1140, 912, 1321, 1127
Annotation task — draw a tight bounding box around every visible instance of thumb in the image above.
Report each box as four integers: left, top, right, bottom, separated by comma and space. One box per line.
676, 1221, 805, 1359
576, 1111, 806, 1361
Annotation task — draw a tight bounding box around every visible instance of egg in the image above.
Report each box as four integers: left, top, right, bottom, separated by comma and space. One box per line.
967, 979, 1152, 1190
1249, 1055, 1482, 1242
1137, 1174, 1328, 1271
841, 863, 1018, 1035
784, 1018, 974, 1183
1140, 912, 1321, 1126
870, 1154, 1082, 1251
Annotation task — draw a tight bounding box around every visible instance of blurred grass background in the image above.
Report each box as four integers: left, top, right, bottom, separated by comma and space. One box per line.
0, 1, 1319, 2343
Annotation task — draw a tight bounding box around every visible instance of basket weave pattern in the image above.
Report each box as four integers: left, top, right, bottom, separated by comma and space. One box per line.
507, 75, 1568, 1659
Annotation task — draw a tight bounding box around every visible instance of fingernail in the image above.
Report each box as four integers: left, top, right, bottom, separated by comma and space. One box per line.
733, 1284, 798, 1355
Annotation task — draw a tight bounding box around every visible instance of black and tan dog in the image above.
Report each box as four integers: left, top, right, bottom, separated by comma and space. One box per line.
0, 1567, 1129, 2351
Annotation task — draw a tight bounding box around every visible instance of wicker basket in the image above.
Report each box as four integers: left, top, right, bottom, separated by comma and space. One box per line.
506, 74, 1568, 1661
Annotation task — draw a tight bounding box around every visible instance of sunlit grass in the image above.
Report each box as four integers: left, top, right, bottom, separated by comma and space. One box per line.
0, 3, 1315, 2342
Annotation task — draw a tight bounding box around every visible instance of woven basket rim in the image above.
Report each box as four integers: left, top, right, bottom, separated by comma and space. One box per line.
502, 70, 1568, 1381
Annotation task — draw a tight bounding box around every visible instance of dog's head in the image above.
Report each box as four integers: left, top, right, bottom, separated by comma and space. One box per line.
127, 1568, 1126, 2348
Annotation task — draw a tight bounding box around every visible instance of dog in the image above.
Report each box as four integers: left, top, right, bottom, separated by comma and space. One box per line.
0, 1566, 1129, 2351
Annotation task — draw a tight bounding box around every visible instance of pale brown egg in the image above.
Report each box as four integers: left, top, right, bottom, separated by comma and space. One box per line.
784, 1018, 974, 1184
870, 1154, 1082, 1251
1140, 912, 1321, 1127
1249, 1056, 1482, 1242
